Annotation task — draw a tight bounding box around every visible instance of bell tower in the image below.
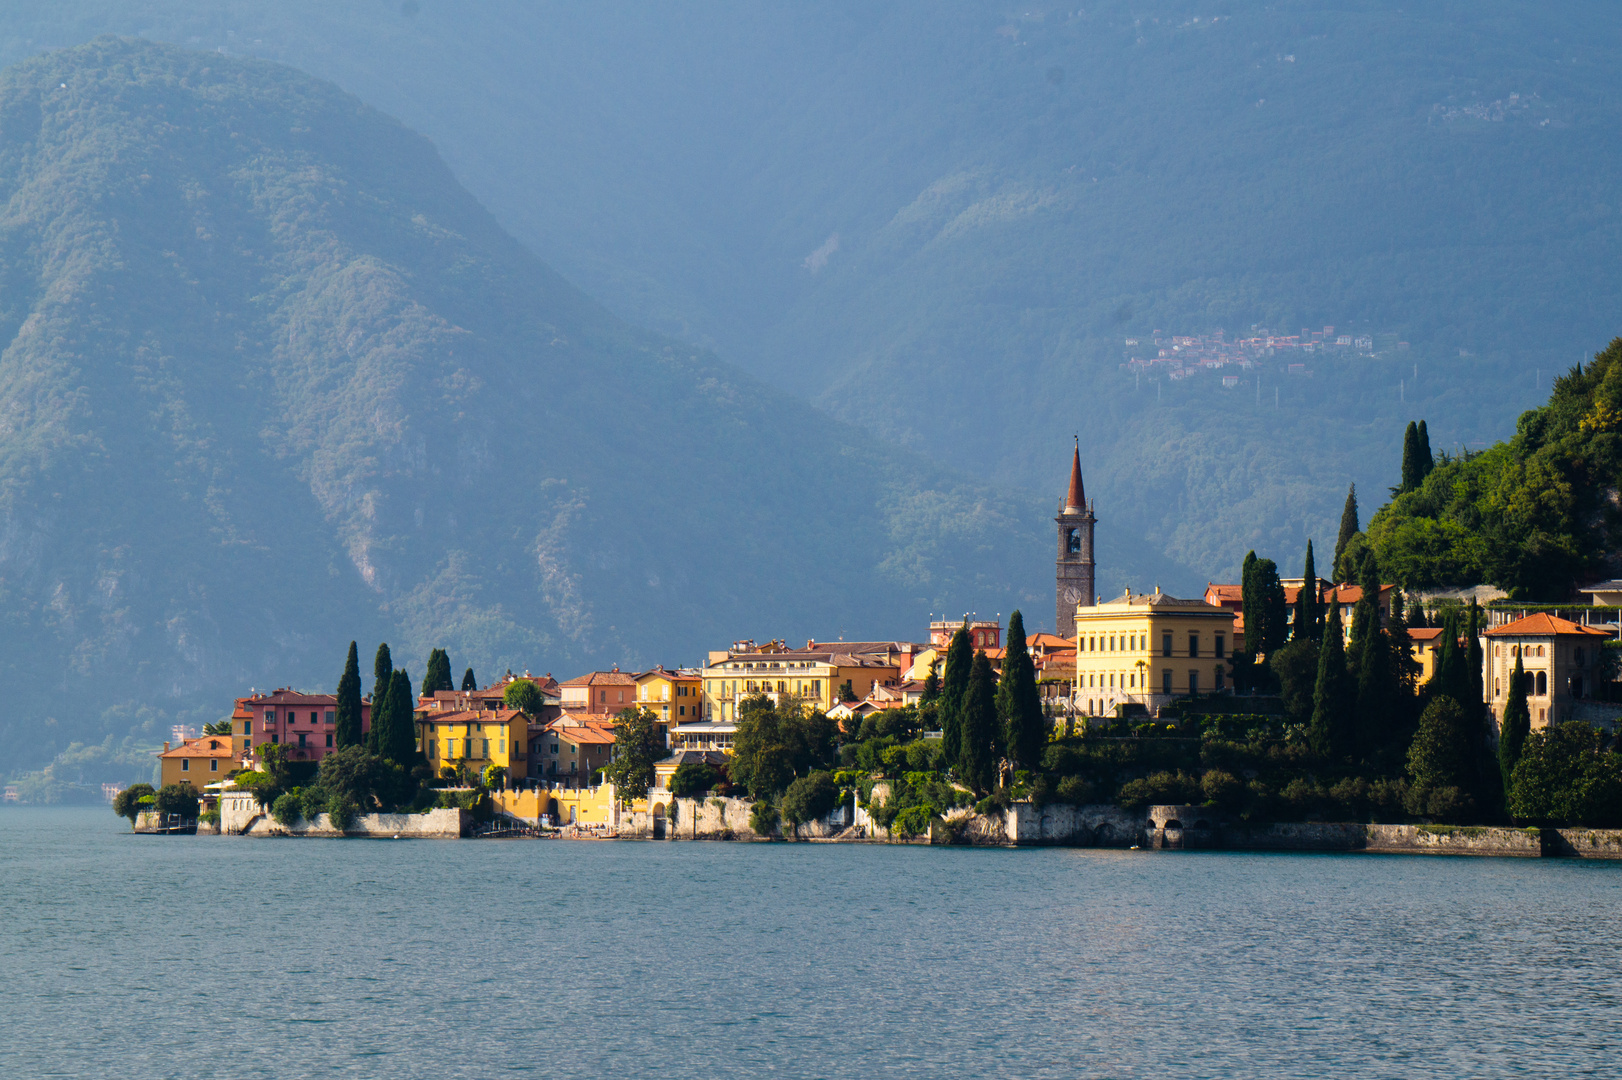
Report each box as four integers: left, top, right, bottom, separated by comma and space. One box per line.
1055, 439, 1095, 638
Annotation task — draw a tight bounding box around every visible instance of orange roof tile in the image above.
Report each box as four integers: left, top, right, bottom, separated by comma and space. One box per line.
159, 736, 241, 760
1484, 613, 1610, 638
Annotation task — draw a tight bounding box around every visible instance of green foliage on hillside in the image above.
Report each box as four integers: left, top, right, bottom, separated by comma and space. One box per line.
0, 38, 1052, 770
1367, 338, 1622, 597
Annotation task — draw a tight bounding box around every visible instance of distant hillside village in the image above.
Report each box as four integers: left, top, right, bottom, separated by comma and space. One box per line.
1124, 325, 1394, 387
115, 432, 1622, 844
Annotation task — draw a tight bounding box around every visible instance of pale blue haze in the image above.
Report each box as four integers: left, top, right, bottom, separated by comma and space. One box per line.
2, 808, 1618, 1078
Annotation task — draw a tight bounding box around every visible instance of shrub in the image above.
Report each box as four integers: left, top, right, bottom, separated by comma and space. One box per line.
297, 785, 328, 822
903, 739, 939, 772
780, 771, 840, 833
271, 792, 302, 826
892, 805, 934, 839
198, 809, 220, 826
1200, 769, 1243, 809
879, 744, 910, 776
668, 762, 718, 799
483, 764, 507, 789
112, 783, 155, 825
327, 794, 359, 832
749, 798, 780, 836
1055, 775, 1095, 805
154, 784, 199, 820
1117, 771, 1201, 809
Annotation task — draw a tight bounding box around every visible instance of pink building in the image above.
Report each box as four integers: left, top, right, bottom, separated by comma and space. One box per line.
237, 688, 371, 764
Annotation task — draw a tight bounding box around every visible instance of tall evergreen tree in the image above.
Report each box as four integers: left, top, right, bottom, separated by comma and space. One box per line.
996, 611, 1045, 770
1353, 559, 1395, 758
1387, 587, 1421, 701
422, 648, 453, 695
1309, 604, 1354, 759
1258, 559, 1288, 657
1292, 541, 1320, 643
368, 643, 393, 753
1334, 484, 1359, 579
1428, 608, 1467, 705
958, 650, 999, 793
382, 668, 417, 765
1406, 594, 1427, 629
1466, 599, 1486, 711
461, 667, 478, 692
1498, 653, 1532, 801
1399, 420, 1423, 494
1416, 419, 1434, 480
939, 625, 973, 763
335, 641, 362, 749
1241, 551, 1261, 655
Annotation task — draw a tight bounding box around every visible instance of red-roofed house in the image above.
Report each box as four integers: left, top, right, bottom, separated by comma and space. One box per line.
560, 668, 638, 715
237, 689, 372, 765
158, 735, 243, 789
1484, 614, 1613, 730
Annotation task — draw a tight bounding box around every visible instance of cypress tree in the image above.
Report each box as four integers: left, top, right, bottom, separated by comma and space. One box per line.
921, 658, 941, 704
461, 666, 478, 692
1334, 484, 1359, 579
1257, 558, 1288, 657
1499, 653, 1531, 801
996, 611, 1045, 770
1354, 561, 1395, 759
1406, 594, 1427, 629
1399, 421, 1423, 493
1241, 551, 1261, 655
939, 625, 973, 763
384, 668, 417, 765
1466, 599, 1485, 711
422, 648, 453, 696
1387, 587, 1420, 701
958, 650, 999, 793
1348, 553, 1383, 668
1429, 608, 1466, 705
1292, 541, 1320, 643
1417, 419, 1434, 481
369, 643, 393, 753
1309, 603, 1354, 759
335, 641, 362, 749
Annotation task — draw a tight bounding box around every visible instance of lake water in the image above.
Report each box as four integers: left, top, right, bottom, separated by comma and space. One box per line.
2, 807, 1619, 1078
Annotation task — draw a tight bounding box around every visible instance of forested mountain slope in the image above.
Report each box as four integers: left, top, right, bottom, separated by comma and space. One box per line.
0, 1, 1609, 578
0, 39, 1091, 773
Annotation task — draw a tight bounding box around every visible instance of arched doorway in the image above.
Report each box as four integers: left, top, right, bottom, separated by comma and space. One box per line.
652, 802, 666, 839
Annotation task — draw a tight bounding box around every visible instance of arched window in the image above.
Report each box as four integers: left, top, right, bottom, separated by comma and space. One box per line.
1536, 671, 1548, 696
1539, 645, 1546, 657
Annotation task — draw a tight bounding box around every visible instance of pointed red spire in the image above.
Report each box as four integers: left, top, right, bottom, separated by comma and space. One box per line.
1063, 439, 1085, 513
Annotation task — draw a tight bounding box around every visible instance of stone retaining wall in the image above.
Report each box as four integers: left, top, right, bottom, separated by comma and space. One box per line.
236, 808, 466, 838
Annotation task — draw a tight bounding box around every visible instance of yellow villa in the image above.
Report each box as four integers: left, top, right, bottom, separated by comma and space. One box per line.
157, 735, 242, 789
700, 642, 898, 722
1073, 587, 1236, 719
417, 708, 528, 780
634, 666, 703, 726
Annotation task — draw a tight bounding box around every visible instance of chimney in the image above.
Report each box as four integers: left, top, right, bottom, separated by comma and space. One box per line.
163, 741, 171, 752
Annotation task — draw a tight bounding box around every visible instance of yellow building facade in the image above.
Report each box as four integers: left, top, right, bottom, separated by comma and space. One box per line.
700, 647, 896, 722
157, 736, 241, 789
1072, 588, 1237, 719
493, 784, 643, 827
418, 709, 527, 779
634, 667, 703, 726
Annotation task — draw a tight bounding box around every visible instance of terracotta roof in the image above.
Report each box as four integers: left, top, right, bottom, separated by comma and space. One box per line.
418, 708, 526, 727
159, 736, 241, 760
544, 720, 617, 745
1025, 633, 1076, 650
242, 690, 337, 706
634, 667, 700, 681
560, 670, 636, 687
1484, 613, 1610, 638
1064, 443, 1086, 512
1407, 628, 1446, 643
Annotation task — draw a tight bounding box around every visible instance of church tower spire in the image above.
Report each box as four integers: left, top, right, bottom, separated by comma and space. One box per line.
1055, 438, 1096, 638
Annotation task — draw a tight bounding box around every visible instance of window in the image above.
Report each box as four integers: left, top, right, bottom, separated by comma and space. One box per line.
679, 705, 686, 716
1214, 635, 1225, 659
618, 691, 625, 703
326, 733, 333, 748
265, 709, 276, 723
1162, 670, 1172, 693
482, 739, 490, 757
1162, 634, 1173, 658
1212, 668, 1223, 690
325, 710, 335, 724
243, 739, 251, 752
551, 745, 559, 754
1188, 633, 1199, 658
309, 711, 318, 724
210, 759, 218, 772
1188, 670, 1199, 696
243, 720, 252, 735
1536, 671, 1548, 696
298, 733, 307, 748
182, 758, 190, 772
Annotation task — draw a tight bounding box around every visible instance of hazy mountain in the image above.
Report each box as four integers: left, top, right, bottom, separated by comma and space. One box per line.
0, 38, 1132, 773
0, 1, 1608, 584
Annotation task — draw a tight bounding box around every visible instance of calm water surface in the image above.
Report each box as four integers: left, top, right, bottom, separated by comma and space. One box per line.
2, 807, 1619, 1078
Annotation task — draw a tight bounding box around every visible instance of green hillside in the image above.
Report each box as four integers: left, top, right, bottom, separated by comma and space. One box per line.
0, 1, 1605, 584
0, 38, 1130, 776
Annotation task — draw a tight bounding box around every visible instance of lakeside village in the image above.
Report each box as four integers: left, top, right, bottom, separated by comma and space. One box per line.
113, 440, 1622, 854
1125, 325, 1394, 388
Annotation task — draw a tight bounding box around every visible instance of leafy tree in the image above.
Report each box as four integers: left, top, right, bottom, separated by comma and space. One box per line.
604, 707, 664, 804
748, 798, 780, 836
1407, 696, 1474, 793
271, 792, 302, 826
938, 625, 973, 764
838, 679, 857, 703
327, 794, 359, 832
1291, 540, 1320, 642
781, 771, 840, 835
422, 648, 454, 696
335, 640, 363, 749
1508, 722, 1622, 825
996, 610, 1045, 770
1271, 637, 1320, 724
957, 650, 999, 793
1498, 654, 1531, 798
461, 667, 478, 692
668, 762, 719, 798
483, 764, 507, 789
1334, 484, 1360, 580
1309, 604, 1354, 758
503, 679, 545, 717
317, 745, 407, 812
155, 783, 199, 819
202, 720, 232, 736
112, 783, 155, 826
728, 696, 830, 799
921, 657, 940, 704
